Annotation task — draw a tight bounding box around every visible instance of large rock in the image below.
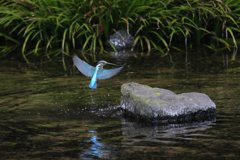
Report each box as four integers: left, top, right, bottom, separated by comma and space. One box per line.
105, 29, 138, 52
120, 82, 216, 122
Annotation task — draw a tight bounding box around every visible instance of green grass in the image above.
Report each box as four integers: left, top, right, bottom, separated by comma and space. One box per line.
1, 0, 240, 69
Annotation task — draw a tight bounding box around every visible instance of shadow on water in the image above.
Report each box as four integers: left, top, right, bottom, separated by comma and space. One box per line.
1, 48, 240, 159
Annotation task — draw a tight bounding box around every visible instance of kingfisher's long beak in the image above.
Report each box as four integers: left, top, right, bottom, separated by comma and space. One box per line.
106, 62, 120, 66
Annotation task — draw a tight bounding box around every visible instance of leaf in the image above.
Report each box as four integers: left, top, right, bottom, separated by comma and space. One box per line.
216, 37, 231, 50
135, 25, 144, 36
169, 28, 176, 46
171, 46, 186, 53
35, 39, 42, 55
149, 39, 164, 53
150, 31, 169, 51
93, 35, 97, 57
65, 42, 69, 56
22, 30, 35, 54
226, 27, 237, 48
82, 35, 93, 52
62, 28, 69, 53
202, 44, 217, 51
0, 33, 19, 44
224, 15, 239, 28
106, 41, 117, 53
142, 36, 151, 52
131, 36, 140, 51
98, 38, 104, 54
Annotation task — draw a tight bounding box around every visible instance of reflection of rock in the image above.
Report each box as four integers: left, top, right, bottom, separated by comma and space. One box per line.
105, 29, 138, 53
121, 118, 215, 145
120, 82, 216, 122
110, 49, 136, 59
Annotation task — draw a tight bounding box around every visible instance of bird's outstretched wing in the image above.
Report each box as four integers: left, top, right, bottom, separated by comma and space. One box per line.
98, 65, 125, 80
73, 54, 96, 77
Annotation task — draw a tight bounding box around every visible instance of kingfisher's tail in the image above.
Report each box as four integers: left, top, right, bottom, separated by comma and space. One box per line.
89, 77, 97, 89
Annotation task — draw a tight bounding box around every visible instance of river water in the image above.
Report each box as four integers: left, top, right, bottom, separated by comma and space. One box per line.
0, 49, 240, 159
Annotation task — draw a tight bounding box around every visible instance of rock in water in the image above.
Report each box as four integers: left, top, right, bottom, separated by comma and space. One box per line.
105, 29, 137, 52
120, 82, 216, 122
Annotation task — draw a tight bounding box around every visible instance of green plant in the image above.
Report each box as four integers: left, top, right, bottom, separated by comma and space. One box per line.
1, 0, 240, 69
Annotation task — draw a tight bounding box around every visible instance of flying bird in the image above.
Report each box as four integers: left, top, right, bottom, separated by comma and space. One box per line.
73, 54, 124, 89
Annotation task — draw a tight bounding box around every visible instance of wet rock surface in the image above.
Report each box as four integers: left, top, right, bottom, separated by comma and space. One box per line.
105, 29, 138, 52
120, 82, 216, 123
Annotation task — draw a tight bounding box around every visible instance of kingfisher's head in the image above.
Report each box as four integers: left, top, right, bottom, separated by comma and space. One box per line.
96, 60, 119, 68
96, 60, 107, 68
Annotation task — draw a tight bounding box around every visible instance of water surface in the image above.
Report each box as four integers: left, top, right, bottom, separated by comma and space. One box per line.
0, 49, 240, 159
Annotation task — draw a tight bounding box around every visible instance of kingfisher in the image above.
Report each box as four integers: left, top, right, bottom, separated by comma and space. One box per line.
73, 54, 124, 89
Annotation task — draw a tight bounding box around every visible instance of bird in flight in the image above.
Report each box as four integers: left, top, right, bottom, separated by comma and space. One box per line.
73, 54, 124, 89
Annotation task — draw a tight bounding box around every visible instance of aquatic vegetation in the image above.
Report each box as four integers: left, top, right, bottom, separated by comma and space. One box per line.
0, 0, 240, 68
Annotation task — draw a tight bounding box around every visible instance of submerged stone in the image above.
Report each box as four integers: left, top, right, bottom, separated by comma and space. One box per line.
120, 82, 216, 123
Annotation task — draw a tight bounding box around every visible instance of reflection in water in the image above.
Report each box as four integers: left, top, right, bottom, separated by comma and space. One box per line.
121, 118, 216, 145
1, 49, 240, 159
109, 48, 137, 58
79, 131, 117, 159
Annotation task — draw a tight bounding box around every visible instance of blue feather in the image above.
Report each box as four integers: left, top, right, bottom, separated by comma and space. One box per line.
73, 54, 96, 77
97, 66, 125, 80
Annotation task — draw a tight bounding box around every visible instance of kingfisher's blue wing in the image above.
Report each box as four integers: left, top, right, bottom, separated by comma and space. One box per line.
73, 54, 96, 77
97, 65, 125, 80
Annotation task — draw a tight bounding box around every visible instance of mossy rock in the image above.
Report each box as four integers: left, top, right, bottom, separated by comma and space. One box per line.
120, 82, 216, 123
